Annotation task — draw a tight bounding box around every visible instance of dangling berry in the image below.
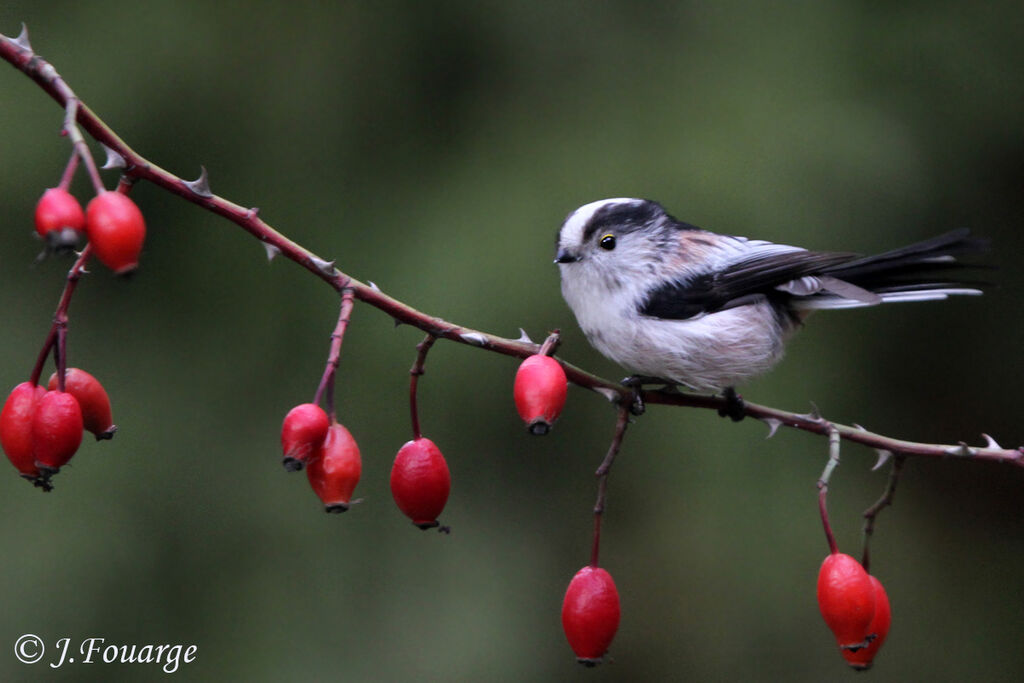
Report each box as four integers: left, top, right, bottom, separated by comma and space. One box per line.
34, 188, 85, 251
280, 403, 329, 471
817, 552, 876, 650
841, 575, 891, 670
31, 390, 84, 475
390, 437, 451, 529
306, 422, 362, 513
48, 368, 116, 440
561, 565, 621, 666
85, 191, 146, 274
1, 382, 47, 479
513, 354, 568, 435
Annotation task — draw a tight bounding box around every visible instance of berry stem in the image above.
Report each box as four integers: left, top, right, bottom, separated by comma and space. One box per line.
57, 150, 79, 191
29, 244, 93, 387
861, 455, 906, 572
408, 334, 437, 441
63, 97, 106, 195
816, 426, 841, 555
590, 403, 631, 567
312, 287, 356, 420
537, 330, 561, 357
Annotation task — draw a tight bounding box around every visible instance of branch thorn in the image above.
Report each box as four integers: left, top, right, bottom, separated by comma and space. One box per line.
871, 449, 893, 471
981, 433, 1001, 450
309, 255, 335, 276
263, 242, 281, 262
100, 144, 126, 169
593, 387, 620, 403
944, 442, 976, 457
458, 332, 487, 346
182, 166, 213, 197
13, 23, 32, 52
516, 328, 534, 344
796, 402, 823, 422
761, 417, 782, 439
246, 207, 260, 220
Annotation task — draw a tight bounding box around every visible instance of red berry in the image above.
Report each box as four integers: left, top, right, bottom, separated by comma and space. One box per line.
390, 437, 451, 529
31, 390, 84, 474
281, 403, 330, 471
35, 188, 85, 250
817, 552, 876, 649
841, 575, 891, 670
85, 191, 146, 274
513, 354, 568, 435
561, 565, 621, 666
306, 422, 362, 513
1, 382, 47, 478
48, 368, 116, 440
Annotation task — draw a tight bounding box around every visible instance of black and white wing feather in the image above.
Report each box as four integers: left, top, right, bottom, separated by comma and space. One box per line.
641, 229, 986, 320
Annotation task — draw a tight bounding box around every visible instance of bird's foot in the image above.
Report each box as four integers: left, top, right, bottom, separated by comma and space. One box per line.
620, 375, 678, 416
718, 387, 746, 422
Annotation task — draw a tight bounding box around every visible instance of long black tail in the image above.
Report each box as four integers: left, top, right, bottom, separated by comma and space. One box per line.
800, 229, 989, 309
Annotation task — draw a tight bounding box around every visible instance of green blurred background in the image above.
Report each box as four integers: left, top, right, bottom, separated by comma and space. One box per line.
1, 2, 1022, 681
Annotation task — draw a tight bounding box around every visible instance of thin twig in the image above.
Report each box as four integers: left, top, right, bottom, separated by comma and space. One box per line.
312, 287, 356, 420
29, 244, 93, 387
816, 427, 841, 555
537, 330, 561, 357
590, 403, 631, 567
409, 334, 437, 441
56, 150, 79, 191
861, 455, 906, 573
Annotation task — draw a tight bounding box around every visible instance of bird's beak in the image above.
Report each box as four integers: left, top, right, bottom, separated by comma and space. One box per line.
554, 248, 579, 264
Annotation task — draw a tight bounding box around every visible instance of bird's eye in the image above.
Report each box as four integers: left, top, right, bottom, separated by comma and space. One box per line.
599, 234, 616, 250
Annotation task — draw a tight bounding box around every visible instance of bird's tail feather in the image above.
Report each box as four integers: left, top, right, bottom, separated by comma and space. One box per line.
794, 229, 989, 310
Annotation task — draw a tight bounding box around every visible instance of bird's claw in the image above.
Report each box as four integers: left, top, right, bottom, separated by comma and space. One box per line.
718, 387, 746, 422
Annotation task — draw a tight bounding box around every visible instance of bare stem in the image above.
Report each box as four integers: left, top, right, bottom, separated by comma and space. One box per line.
591, 403, 631, 568
29, 244, 93, 387
816, 427, 841, 555
537, 330, 561, 357
409, 334, 437, 441
57, 150, 79, 191
312, 287, 356, 420
861, 455, 906, 573
2, 29, 1022, 470
63, 98, 105, 194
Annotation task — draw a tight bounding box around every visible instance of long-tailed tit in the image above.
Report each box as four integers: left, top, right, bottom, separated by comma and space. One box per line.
555, 198, 986, 397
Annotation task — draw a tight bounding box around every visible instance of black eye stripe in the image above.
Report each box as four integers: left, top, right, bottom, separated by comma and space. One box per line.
581, 200, 662, 242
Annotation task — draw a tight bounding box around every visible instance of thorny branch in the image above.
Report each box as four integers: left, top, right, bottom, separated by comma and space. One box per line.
2, 26, 1022, 469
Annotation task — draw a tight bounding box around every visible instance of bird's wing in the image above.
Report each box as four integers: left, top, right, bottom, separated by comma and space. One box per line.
640, 242, 857, 320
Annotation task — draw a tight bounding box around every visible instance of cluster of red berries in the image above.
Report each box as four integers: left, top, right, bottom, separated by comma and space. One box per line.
279, 403, 452, 528
1, 369, 115, 489
35, 187, 146, 273
281, 403, 362, 512
817, 552, 892, 670
2, 172, 147, 490
275, 321, 562, 532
